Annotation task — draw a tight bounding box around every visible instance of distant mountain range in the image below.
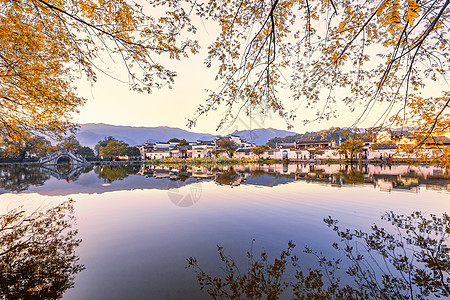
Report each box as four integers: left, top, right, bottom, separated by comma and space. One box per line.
76, 124, 216, 148
231, 128, 298, 146
75, 123, 298, 148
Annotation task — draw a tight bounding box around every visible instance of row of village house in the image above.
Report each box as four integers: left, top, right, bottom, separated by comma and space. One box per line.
136, 130, 450, 161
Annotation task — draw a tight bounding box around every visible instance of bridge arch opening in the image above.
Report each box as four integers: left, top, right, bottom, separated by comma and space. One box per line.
56, 156, 72, 174
56, 156, 71, 164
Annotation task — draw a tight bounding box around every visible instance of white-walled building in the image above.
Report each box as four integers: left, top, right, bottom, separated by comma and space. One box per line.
234, 148, 255, 158
226, 135, 255, 149
146, 148, 171, 160
171, 145, 192, 159
192, 141, 215, 158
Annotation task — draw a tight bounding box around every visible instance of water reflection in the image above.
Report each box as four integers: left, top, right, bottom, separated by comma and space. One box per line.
215, 167, 243, 186
0, 163, 448, 194
0, 200, 84, 299
187, 212, 450, 299
0, 166, 51, 192
96, 164, 139, 183
41, 164, 93, 182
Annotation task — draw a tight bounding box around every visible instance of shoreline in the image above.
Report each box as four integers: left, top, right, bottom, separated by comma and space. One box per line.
0, 157, 445, 167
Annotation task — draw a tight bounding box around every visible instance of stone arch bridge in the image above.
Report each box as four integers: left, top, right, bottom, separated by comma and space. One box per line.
38, 150, 88, 165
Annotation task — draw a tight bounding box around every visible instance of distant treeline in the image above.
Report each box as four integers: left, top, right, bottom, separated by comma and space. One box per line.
267, 127, 349, 147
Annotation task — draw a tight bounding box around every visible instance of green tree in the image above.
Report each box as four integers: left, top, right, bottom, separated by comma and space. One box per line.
124, 146, 140, 157
95, 136, 117, 155
267, 128, 349, 148
168, 138, 180, 143
78, 146, 95, 158
251, 145, 269, 159
99, 140, 128, 157
177, 139, 190, 146
57, 135, 94, 157
216, 138, 238, 158
340, 138, 364, 161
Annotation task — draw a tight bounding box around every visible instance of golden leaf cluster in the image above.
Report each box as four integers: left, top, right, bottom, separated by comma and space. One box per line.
0, 0, 198, 142
187, 0, 448, 164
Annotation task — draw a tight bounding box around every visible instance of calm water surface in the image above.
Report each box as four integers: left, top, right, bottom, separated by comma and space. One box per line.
0, 163, 448, 299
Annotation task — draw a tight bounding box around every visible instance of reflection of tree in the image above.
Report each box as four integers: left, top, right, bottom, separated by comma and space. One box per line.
95, 165, 139, 183
0, 165, 95, 191
177, 174, 190, 182
56, 162, 72, 174
67, 165, 94, 182
0, 200, 84, 298
215, 169, 239, 186
250, 169, 267, 177
0, 167, 50, 192
188, 212, 450, 299
322, 212, 450, 298
340, 165, 365, 184
187, 241, 296, 299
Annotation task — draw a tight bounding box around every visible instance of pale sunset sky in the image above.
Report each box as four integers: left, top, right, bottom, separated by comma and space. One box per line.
74, 10, 448, 136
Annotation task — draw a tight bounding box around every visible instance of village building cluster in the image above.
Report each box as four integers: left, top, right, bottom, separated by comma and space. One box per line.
137, 129, 450, 161
137, 135, 255, 160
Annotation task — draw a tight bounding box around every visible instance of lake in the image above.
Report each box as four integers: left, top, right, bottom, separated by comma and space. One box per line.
0, 163, 448, 299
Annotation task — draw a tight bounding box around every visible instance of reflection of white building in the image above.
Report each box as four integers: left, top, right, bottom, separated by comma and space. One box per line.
377, 179, 394, 192
191, 166, 215, 179
367, 164, 446, 178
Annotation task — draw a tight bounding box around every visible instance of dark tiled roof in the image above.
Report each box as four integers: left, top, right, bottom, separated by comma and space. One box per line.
296, 140, 332, 145
236, 148, 252, 153
196, 141, 215, 145
391, 131, 413, 137
279, 143, 295, 147
153, 148, 170, 152
423, 136, 450, 145
173, 145, 192, 150
373, 143, 397, 150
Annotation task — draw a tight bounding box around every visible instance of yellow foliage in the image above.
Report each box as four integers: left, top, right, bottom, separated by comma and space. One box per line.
0, 0, 198, 142
407, 0, 420, 25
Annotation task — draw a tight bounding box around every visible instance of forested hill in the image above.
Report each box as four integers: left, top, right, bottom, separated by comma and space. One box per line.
267, 127, 349, 147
